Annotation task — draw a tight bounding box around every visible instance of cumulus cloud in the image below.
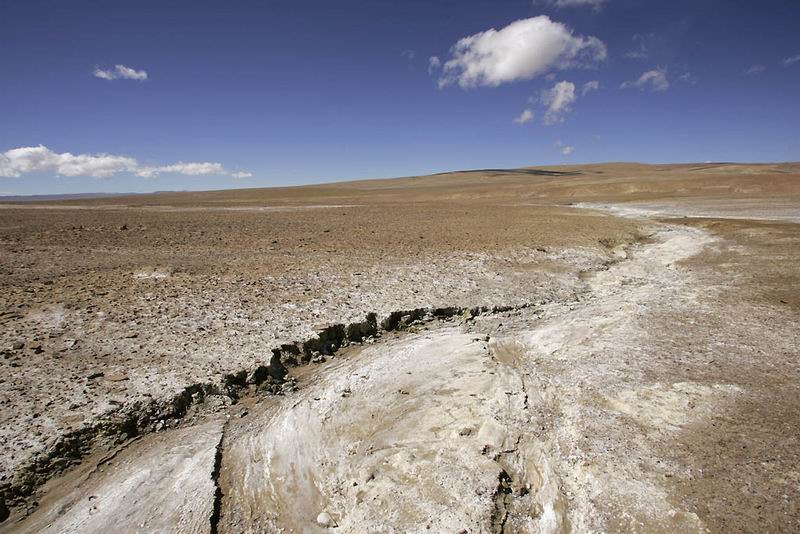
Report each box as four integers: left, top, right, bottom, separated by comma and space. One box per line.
541, 80, 576, 125
0, 145, 249, 179
93, 64, 148, 81
582, 80, 600, 95
783, 55, 800, 66
746, 64, 766, 75
621, 67, 669, 91
514, 109, 535, 124
0, 146, 136, 179
438, 16, 606, 88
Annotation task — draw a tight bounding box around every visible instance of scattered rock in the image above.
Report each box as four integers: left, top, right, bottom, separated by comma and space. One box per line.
105, 372, 129, 382
316, 512, 332, 527
87, 372, 104, 380
11, 341, 24, 350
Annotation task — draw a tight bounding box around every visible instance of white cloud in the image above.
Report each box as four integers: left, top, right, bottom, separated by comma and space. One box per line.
541, 80, 576, 125
0, 146, 137, 178
0, 145, 249, 179
428, 56, 441, 75
621, 67, 669, 91
514, 108, 535, 124
146, 162, 225, 176
624, 33, 652, 59
554, 140, 575, 155
746, 64, 766, 75
93, 64, 148, 81
438, 16, 606, 88
783, 55, 800, 66
537, 0, 606, 10
582, 80, 600, 95
92, 69, 116, 81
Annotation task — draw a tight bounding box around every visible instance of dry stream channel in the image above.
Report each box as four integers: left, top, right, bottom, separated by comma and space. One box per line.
2, 212, 739, 533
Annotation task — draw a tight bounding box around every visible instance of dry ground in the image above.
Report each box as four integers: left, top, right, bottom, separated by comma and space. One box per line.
0, 162, 798, 532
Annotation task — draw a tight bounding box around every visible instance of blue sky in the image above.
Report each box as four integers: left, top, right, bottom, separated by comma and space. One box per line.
1, 0, 799, 195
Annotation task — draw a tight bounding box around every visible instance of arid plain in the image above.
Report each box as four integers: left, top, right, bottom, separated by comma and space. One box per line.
1, 163, 799, 532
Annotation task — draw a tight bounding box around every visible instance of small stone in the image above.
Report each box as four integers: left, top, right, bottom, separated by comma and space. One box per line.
316, 512, 332, 527
11, 341, 24, 350
105, 372, 129, 382
87, 372, 104, 380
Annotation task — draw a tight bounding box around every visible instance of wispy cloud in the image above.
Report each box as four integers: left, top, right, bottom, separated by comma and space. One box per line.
513, 109, 535, 124
623, 33, 653, 59
783, 54, 800, 66
541, 80, 577, 125
554, 140, 575, 155
621, 67, 670, 91
437, 16, 606, 88
582, 80, 600, 95
0, 145, 250, 179
746, 64, 766, 75
536, 0, 607, 11
93, 64, 148, 81
428, 56, 441, 75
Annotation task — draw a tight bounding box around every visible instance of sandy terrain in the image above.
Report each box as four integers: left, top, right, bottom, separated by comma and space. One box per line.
1, 162, 799, 532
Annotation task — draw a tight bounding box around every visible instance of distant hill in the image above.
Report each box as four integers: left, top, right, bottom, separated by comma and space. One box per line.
0, 192, 142, 202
